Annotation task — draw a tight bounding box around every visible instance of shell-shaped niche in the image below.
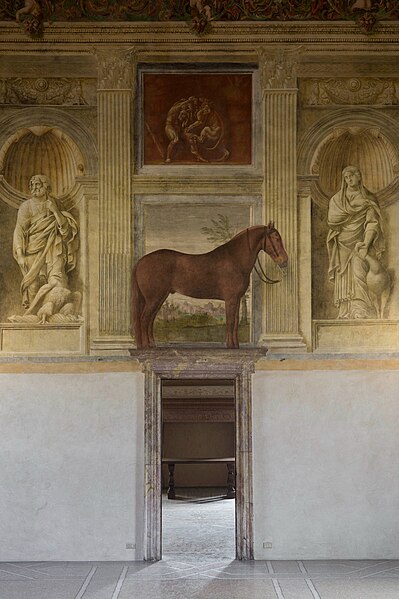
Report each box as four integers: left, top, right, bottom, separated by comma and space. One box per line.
311, 127, 399, 196
1, 126, 85, 196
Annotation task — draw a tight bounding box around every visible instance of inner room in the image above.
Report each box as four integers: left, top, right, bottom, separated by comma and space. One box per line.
161, 378, 236, 560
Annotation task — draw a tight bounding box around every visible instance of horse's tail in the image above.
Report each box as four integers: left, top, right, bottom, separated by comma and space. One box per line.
131, 265, 144, 349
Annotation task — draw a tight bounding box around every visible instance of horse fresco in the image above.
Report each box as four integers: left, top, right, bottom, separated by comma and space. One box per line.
132, 223, 288, 349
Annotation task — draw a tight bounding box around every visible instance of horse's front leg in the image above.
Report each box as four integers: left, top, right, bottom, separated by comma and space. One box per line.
225, 298, 240, 349
232, 299, 241, 348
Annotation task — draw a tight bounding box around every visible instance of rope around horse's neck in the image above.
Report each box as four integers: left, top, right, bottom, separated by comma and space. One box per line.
254, 257, 281, 284
247, 227, 281, 284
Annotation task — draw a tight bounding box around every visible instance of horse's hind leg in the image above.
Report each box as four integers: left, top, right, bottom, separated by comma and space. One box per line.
141, 306, 154, 348
147, 294, 169, 347
142, 294, 168, 348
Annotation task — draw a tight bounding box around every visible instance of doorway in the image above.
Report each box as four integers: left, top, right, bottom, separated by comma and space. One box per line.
140, 348, 262, 561
161, 378, 236, 559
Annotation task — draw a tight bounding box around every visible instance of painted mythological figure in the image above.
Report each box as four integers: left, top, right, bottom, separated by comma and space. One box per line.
11, 174, 81, 323
165, 96, 229, 163
327, 165, 390, 319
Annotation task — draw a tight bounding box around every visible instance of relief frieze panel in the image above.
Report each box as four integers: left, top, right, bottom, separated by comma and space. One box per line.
301, 78, 399, 106
0, 78, 96, 106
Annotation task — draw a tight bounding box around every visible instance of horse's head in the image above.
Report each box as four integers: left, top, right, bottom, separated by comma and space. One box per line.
263, 222, 288, 269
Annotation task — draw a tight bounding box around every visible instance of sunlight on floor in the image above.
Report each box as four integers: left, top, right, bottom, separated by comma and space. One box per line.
162, 490, 236, 560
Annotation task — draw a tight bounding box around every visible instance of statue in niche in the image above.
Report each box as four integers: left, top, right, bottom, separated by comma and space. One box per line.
8, 174, 82, 324
327, 165, 391, 319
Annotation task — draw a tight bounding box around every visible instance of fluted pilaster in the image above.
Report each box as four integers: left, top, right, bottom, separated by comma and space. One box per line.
260, 49, 306, 351
97, 49, 134, 338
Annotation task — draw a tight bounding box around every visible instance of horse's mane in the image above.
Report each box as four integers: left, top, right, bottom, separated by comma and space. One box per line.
219, 225, 265, 250
231, 225, 265, 240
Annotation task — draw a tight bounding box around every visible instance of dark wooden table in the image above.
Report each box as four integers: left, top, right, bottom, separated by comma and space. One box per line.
162, 457, 236, 500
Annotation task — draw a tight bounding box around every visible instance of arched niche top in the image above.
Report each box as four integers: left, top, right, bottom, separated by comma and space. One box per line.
1, 126, 86, 196
0, 107, 97, 177
298, 109, 399, 208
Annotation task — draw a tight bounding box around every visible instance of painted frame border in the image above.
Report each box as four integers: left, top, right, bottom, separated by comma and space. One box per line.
133, 193, 263, 347
135, 63, 261, 176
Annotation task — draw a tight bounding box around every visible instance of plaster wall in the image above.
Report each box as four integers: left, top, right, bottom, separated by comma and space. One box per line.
253, 369, 399, 560
0, 371, 144, 561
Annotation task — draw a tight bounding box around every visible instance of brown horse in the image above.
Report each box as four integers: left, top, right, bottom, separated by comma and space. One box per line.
132, 223, 288, 349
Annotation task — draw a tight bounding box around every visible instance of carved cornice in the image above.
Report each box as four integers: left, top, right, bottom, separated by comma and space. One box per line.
163, 408, 235, 422
2, 22, 399, 47
162, 386, 234, 399
163, 396, 235, 422
301, 77, 399, 106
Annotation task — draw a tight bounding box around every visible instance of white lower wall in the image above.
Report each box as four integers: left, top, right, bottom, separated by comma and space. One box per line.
0, 371, 144, 561
253, 369, 399, 559
2, 367, 398, 562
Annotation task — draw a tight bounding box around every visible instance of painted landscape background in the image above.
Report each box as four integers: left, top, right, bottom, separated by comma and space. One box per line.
143, 203, 252, 343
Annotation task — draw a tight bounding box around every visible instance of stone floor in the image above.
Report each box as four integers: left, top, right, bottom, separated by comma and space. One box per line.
1, 492, 398, 598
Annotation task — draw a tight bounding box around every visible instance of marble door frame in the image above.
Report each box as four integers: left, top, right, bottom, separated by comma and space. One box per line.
139, 349, 265, 561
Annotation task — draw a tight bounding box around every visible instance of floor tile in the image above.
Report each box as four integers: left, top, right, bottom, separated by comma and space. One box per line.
119, 578, 277, 599
82, 564, 126, 598
272, 560, 302, 574
313, 578, 399, 599
0, 580, 83, 599
1, 500, 398, 598
278, 578, 316, 599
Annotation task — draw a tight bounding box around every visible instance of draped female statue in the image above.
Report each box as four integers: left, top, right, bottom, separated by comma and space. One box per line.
327, 166, 387, 319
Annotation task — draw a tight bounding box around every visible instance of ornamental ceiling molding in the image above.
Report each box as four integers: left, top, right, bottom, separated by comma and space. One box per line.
2, 22, 399, 46
3, 0, 399, 38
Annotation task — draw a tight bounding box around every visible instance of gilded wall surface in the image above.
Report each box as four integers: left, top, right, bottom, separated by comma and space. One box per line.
0, 12, 398, 356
